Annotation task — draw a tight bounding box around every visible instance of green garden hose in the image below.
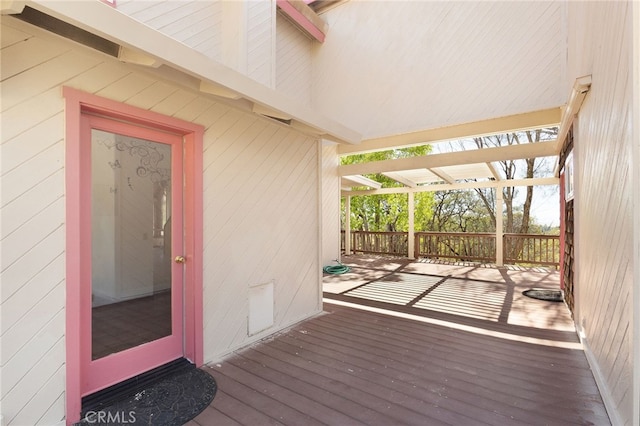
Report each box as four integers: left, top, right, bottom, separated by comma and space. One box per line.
323, 261, 351, 275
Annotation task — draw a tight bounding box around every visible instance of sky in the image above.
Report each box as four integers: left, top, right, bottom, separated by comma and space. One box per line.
520, 185, 560, 228
431, 136, 561, 228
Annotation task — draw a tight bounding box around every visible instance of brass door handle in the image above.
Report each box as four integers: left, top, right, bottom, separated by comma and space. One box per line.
175, 255, 186, 264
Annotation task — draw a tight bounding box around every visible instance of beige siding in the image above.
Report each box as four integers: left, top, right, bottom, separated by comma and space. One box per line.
276, 12, 313, 106
312, 1, 566, 139
201, 110, 321, 361
247, 0, 275, 88
1, 18, 70, 426
118, 0, 277, 87
635, 5, 640, 426
568, 2, 633, 425
1, 15, 320, 424
116, 0, 223, 61
321, 143, 340, 266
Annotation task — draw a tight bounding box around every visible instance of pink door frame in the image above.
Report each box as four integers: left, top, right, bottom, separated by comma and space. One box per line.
81, 114, 185, 393
63, 87, 204, 425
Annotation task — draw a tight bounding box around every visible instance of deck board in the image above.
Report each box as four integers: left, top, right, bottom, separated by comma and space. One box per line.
203, 390, 283, 426
214, 358, 365, 425
195, 256, 610, 425
234, 347, 408, 426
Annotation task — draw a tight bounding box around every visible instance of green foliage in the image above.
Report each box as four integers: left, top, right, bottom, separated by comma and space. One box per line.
341, 146, 434, 231
414, 192, 435, 232
341, 129, 558, 234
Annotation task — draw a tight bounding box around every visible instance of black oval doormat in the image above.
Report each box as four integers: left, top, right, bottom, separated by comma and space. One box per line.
78, 362, 216, 426
523, 288, 564, 302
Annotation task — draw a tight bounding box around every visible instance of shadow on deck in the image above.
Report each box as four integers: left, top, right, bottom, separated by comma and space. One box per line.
193, 254, 609, 426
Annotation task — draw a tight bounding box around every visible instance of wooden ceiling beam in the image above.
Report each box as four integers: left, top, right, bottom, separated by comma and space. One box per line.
341, 175, 382, 189
381, 171, 419, 188
339, 140, 558, 176
338, 108, 561, 155
342, 177, 559, 196
486, 162, 502, 181
429, 167, 456, 184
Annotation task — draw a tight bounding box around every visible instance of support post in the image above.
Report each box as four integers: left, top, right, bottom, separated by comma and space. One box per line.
408, 192, 415, 259
496, 187, 504, 266
344, 195, 352, 255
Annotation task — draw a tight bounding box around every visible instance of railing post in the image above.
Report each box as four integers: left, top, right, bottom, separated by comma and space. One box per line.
408, 192, 415, 259
496, 189, 504, 266
344, 195, 351, 255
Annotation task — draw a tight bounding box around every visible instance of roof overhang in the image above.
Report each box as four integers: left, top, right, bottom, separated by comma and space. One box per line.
336, 75, 592, 195
338, 108, 561, 155
276, 0, 328, 42
3, 0, 361, 145
555, 75, 592, 153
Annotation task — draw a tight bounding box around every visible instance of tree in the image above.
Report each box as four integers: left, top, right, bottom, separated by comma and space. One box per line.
342, 128, 557, 239
472, 128, 557, 234
426, 190, 493, 232
341, 146, 433, 232
425, 128, 558, 262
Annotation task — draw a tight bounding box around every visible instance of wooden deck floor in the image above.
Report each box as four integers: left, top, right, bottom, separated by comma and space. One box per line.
191, 255, 609, 425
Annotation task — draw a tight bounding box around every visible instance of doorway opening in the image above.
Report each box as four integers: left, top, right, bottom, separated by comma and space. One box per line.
64, 87, 204, 425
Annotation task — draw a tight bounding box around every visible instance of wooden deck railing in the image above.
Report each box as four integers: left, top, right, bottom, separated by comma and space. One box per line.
503, 233, 560, 267
414, 232, 496, 263
341, 230, 560, 268
341, 230, 408, 256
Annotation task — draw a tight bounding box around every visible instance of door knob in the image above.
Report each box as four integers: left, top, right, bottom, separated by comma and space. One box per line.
175, 255, 186, 264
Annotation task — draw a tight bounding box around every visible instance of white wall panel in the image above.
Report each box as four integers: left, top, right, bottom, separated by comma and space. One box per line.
1, 15, 321, 424
276, 12, 313, 106
1, 18, 67, 426
321, 143, 340, 266
117, 0, 277, 85
247, 0, 275, 87
201, 112, 321, 360
312, 1, 566, 139
117, 0, 223, 61
567, 2, 633, 425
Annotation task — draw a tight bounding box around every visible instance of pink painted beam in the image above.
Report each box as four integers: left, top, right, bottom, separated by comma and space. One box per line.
277, 0, 326, 43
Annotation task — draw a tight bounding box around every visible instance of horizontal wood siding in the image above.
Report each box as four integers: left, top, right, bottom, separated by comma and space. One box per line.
116, 0, 223, 61
276, 12, 313, 106
568, 2, 633, 424
312, 1, 566, 138
1, 15, 320, 424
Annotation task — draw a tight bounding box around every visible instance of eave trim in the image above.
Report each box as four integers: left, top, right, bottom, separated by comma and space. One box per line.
24, 0, 359, 144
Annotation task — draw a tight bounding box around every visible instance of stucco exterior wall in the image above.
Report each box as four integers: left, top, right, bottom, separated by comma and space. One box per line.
0, 15, 321, 425
567, 2, 634, 425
